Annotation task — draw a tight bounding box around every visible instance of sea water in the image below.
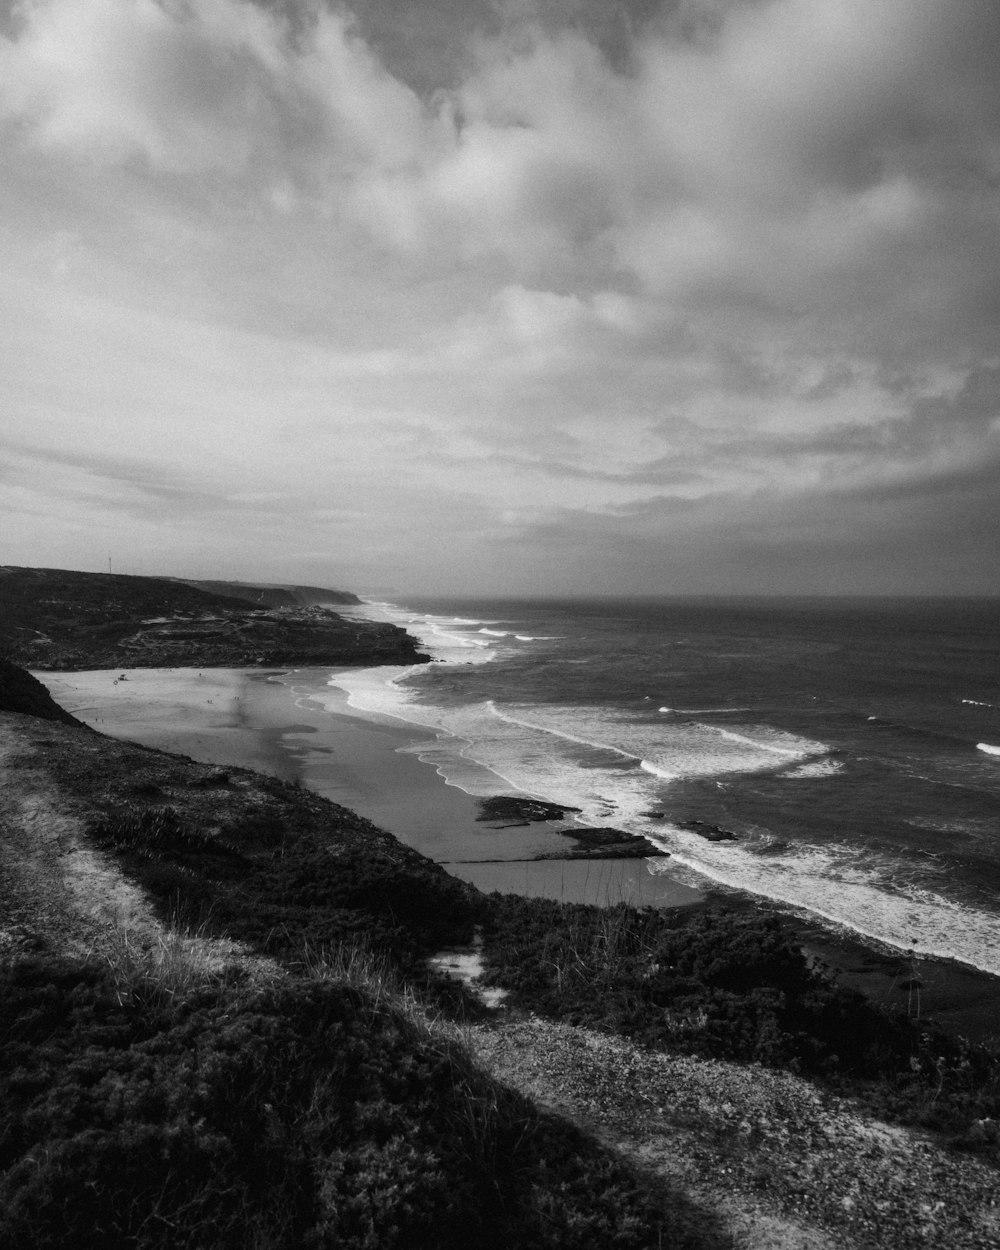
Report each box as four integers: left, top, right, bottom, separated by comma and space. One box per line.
326, 596, 1000, 975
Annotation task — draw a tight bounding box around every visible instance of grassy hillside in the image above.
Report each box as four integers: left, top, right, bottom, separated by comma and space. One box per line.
176, 579, 361, 608
0, 566, 421, 670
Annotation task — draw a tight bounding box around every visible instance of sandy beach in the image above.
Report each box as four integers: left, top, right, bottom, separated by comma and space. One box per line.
40, 665, 704, 910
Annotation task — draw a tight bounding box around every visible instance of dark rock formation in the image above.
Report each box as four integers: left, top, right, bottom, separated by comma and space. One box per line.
476, 799, 666, 859
535, 826, 668, 860
476, 796, 582, 826
678, 819, 739, 842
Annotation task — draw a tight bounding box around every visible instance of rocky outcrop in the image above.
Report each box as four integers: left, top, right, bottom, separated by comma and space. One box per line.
679, 819, 739, 842
535, 826, 668, 860
476, 798, 666, 859
476, 796, 582, 825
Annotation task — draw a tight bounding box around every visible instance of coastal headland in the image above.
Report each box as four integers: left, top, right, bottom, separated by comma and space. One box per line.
0, 564, 424, 670
2, 573, 1000, 1249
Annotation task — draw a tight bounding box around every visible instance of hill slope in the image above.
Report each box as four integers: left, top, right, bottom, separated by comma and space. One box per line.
176, 578, 360, 608
0, 566, 419, 670
0, 658, 87, 727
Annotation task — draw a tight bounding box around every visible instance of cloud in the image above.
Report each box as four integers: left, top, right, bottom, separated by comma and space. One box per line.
0, 0, 997, 592
4, 0, 997, 317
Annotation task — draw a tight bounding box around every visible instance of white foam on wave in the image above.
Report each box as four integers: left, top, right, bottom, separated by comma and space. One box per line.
640, 759, 679, 781
411, 698, 1000, 972
664, 707, 752, 714
332, 665, 1000, 973
326, 599, 1000, 976
781, 758, 845, 779
429, 624, 492, 650
649, 833, 1000, 976
488, 703, 641, 765
488, 703, 827, 781
711, 725, 812, 757
343, 600, 499, 666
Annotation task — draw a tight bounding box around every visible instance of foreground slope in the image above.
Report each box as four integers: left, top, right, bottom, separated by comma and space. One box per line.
1, 695, 705, 1250
2, 668, 999, 1249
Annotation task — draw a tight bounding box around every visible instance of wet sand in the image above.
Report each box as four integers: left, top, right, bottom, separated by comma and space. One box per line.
39, 666, 706, 910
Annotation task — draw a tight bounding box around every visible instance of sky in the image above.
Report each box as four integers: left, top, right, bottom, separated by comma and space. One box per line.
1, 0, 999, 597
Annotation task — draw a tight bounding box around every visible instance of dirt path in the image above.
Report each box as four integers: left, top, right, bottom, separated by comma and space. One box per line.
0, 719, 166, 958
471, 1017, 1000, 1250
0, 716, 264, 979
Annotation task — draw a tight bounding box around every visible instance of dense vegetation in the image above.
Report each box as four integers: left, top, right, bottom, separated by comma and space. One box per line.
0, 566, 422, 669
0, 954, 682, 1250
481, 896, 1000, 1141
89, 793, 479, 977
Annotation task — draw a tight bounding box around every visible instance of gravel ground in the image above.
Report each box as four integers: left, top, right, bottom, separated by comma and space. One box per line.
471, 1015, 1000, 1249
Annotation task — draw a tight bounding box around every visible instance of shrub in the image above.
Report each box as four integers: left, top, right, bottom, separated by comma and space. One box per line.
1, 953, 676, 1250
87, 801, 478, 976
479, 895, 1000, 1131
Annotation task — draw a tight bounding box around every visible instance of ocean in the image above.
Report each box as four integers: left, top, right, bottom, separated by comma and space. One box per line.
315, 596, 1000, 977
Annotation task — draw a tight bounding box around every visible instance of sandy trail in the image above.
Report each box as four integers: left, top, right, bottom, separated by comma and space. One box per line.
0, 719, 164, 958
0, 716, 270, 981
472, 1017, 1000, 1250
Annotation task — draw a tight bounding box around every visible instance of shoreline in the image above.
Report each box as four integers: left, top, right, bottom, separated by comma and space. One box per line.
38, 663, 1000, 1040
41, 665, 705, 911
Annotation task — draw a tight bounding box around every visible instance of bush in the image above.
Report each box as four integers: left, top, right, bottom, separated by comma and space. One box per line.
88, 801, 478, 975
480, 896, 1000, 1132
0, 954, 676, 1250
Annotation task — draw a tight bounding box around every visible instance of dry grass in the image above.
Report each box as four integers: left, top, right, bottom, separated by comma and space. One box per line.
88, 917, 279, 1009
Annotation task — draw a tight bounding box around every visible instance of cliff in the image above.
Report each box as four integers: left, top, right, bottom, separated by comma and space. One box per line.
0, 565, 420, 670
